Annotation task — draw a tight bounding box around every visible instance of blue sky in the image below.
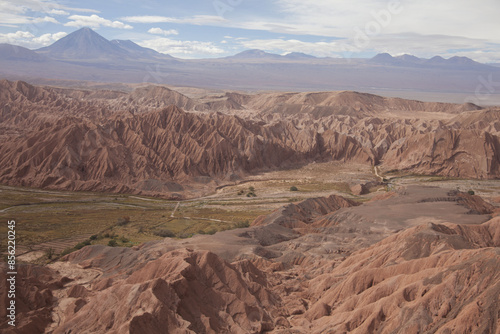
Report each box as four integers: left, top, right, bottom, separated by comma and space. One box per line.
1, 0, 500, 62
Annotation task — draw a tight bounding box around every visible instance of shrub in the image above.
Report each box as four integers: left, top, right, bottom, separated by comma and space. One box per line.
60, 248, 75, 257
90, 234, 98, 240
249, 186, 255, 192
45, 247, 54, 260
237, 190, 245, 196
153, 228, 175, 238
108, 239, 118, 247
74, 239, 91, 250
290, 186, 298, 192
467, 190, 475, 195
206, 229, 217, 235
178, 233, 193, 239
74, 242, 85, 250
235, 220, 250, 228
120, 236, 129, 243
117, 216, 131, 226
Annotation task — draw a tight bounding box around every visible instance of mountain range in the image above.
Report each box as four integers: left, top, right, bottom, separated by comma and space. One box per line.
1, 28, 499, 103
3, 27, 485, 67
369, 52, 490, 70
227, 49, 318, 60
35, 27, 170, 61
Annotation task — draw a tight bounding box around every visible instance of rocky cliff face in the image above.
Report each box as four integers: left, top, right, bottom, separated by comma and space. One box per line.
383, 129, 500, 178
0, 102, 374, 195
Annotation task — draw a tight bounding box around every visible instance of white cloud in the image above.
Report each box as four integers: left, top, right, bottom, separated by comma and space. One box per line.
138, 37, 225, 57
0, 0, 27, 14
65, 15, 133, 29
0, 30, 35, 42
63, 7, 100, 14
32, 31, 66, 44
120, 16, 170, 23
272, 0, 500, 44
0, 0, 99, 16
49, 9, 69, 15
147, 27, 178, 36
0, 12, 59, 26
123, 1, 500, 62
121, 15, 297, 36
51, 31, 67, 39
0, 30, 67, 47
1, 13, 30, 25
122, 15, 227, 26
31, 15, 58, 24
0, 1, 97, 28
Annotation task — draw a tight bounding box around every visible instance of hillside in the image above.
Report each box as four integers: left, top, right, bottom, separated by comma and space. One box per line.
1, 80, 499, 197
1, 187, 498, 333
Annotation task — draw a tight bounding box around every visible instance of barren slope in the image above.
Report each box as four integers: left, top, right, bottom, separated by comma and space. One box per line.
1, 188, 498, 333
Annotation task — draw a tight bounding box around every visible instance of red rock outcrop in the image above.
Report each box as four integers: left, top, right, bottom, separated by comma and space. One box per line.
54, 248, 280, 334
253, 195, 359, 229
299, 219, 500, 333
0, 264, 62, 334
382, 129, 500, 179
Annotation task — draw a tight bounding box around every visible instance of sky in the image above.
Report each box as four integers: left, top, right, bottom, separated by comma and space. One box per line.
1, 0, 499, 62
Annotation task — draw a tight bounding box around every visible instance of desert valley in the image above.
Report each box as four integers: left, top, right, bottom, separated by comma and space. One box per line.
0, 18, 500, 334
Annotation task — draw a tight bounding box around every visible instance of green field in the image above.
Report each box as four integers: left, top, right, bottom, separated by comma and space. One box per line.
0, 185, 272, 261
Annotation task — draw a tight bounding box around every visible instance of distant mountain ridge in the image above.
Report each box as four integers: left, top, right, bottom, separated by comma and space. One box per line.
370, 52, 491, 70
36, 27, 172, 61
1, 27, 490, 67
1, 28, 499, 98
36, 27, 130, 60
227, 49, 318, 60
227, 49, 284, 59
284, 52, 317, 59
0, 43, 47, 61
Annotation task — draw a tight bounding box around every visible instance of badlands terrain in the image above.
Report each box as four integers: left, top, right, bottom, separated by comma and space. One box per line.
0, 79, 499, 198
1, 80, 500, 333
